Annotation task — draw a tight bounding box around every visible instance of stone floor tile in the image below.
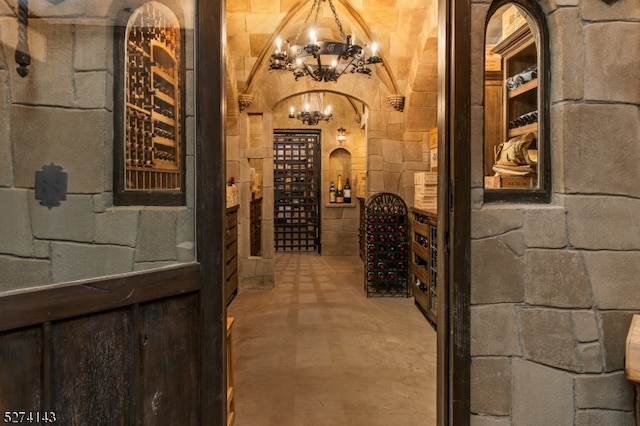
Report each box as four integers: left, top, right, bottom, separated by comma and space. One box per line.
228, 253, 437, 426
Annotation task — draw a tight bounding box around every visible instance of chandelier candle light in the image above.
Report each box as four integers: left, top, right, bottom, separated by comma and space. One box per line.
269, 0, 383, 83
289, 93, 333, 126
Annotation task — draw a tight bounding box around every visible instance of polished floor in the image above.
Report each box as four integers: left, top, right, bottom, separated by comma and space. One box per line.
227, 253, 437, 426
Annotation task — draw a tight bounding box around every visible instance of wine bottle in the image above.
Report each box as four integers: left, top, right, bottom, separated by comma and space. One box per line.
336, 175, 344, 203
329, 181, 336, 203
344, 178, 352, 203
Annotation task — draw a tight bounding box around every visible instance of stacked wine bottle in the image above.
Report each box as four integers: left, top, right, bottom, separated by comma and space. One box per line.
364, 193, 410, 297
124, 1, 181, 190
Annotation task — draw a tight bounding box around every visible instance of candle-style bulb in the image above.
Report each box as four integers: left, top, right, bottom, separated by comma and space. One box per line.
371, 42, 378, 56
276, 37, 282, 53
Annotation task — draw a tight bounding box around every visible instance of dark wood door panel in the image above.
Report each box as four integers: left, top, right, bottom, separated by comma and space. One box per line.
0, 264, 200, 333
139, 294, 199, 425
0, 266, 203, 424
0, 327, 42, 413
51, 308, 132, 426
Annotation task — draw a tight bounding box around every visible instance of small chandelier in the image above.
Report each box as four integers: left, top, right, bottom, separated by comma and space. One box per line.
269, 0, 382, 83
289, 93, 333, 126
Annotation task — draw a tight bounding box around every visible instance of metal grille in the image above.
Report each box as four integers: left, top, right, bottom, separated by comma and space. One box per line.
273, 131, 321, 252
364, 192, 409, 297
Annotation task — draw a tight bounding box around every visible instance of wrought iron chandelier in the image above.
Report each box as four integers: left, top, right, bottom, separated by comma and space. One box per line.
289, 93, 333, 126
269, 0, 383, 83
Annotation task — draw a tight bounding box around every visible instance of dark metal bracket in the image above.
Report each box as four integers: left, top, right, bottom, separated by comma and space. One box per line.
15, 0, 30, 77
35, 163, 68, 209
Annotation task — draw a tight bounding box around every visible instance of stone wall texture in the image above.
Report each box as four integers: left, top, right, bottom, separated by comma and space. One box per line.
0, 7, 196, 290
470, 0, 640, 424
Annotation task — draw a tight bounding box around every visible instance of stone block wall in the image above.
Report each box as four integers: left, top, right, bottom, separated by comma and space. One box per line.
469, 0, 640, 424
233, 106, 276, 291
0, 7, 196, 291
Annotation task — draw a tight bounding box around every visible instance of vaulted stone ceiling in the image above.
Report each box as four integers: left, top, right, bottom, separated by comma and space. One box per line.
225, 0, 439, 117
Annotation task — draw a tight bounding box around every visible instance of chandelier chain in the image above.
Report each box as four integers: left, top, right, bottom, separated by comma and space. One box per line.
294, 0, 320, 45
327, 0, 346, 40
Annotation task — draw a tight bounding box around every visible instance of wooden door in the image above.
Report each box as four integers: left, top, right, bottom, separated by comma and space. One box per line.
0, 1, 227, 424
437, 0, 472, 425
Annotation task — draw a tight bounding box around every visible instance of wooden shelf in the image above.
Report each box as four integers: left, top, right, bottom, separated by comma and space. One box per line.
410, 208, 437, 328
508, 122, 538, 138
126, 103, 151, 117
152, 111, 176, 126
154, 90, 175, 105
508, 78, 537, 98
151, 65, 175, 83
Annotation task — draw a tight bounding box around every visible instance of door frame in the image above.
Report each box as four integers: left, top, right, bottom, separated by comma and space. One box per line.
437, 0, 472, 425
197, 0, 227, 422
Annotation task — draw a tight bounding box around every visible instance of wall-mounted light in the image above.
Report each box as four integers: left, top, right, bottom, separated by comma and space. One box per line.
337, 127, 346, 144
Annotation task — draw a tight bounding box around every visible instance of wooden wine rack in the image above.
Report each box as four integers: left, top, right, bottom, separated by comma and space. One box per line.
125, 3, 181, 190
410, 207, 438, 328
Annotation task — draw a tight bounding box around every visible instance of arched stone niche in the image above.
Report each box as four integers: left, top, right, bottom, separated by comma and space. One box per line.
329, 147, 352, 187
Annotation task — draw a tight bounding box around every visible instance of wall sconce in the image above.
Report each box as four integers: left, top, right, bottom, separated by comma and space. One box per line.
337, 127, 346, 144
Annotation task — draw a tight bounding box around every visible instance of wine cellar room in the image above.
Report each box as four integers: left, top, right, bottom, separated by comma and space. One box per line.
226, 5, 547, 328
2, 0, 638, 424
222, 0, 442, 422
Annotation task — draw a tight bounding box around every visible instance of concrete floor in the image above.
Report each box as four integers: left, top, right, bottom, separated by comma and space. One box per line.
227, 253, 437, 426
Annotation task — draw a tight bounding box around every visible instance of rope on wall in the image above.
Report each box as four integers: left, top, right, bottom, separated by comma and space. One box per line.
15, 0, 30, 77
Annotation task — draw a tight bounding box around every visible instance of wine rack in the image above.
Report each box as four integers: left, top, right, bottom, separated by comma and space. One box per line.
410, 207, 438, 328
494, 25, 537, 140
125, 3, 182, 190
490, 24, 539, 189
250, 197, 262, 256
225, 205, 239, 305
363, 193, 409, 297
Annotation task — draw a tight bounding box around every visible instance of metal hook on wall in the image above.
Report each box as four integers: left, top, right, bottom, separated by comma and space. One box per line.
15, 0, 30, 77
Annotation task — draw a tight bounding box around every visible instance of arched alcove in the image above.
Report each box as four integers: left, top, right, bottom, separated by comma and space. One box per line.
329, 147, 352, 188
483, 0, 550, 202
